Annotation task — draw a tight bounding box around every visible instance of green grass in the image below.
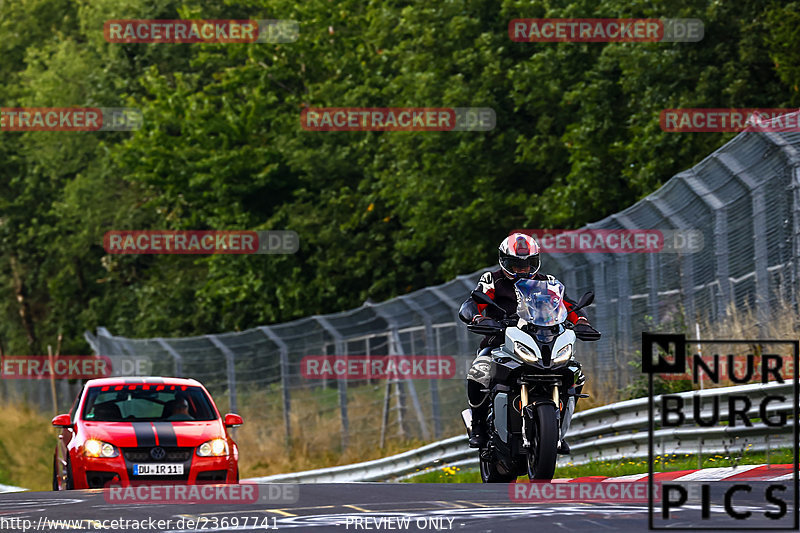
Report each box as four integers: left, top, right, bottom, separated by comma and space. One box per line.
402, 448, 796, 483
0, 401, 54, 491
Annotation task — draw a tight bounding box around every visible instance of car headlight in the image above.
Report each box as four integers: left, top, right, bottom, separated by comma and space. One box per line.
84, 439, 119, 458
197, 438, 229, 457
514, 341, 539, 363
553, 344, 573, 364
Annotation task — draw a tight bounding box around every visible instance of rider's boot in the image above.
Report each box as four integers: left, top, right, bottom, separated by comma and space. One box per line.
467, 380, 489, 448
468, 406, 489, 448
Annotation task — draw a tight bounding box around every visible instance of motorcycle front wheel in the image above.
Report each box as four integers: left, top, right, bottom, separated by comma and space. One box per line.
526, 403, 559, 480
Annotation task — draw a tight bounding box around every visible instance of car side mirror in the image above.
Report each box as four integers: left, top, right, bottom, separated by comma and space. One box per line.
224, 413, 243, 427
52, 414, 72, 427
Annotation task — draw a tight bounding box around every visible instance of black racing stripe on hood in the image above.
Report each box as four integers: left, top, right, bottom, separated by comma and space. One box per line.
153, 422, 178, 447
131, 422, 157, 447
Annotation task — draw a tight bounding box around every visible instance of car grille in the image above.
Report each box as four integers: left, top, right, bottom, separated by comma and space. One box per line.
122, 446, 193, 481
122, 447, 193, 462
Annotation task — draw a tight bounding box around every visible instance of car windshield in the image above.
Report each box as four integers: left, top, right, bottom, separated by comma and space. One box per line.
514, 278, 568, 327
81, 384, 217, 422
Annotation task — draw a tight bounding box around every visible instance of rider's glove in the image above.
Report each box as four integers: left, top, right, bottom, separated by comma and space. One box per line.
471, 315, 503, 330
573, 317, 601, 340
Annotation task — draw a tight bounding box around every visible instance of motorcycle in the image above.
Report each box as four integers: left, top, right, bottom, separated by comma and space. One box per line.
461, 278, 598, 482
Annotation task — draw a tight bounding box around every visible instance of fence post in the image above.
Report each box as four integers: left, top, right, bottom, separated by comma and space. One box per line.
392, 328, 429, 440
401, 294, 440, 439
206, 335, 237, 413
58, 378, 70, 414
615, 254, 633, 376
681, 171, 728, 321
585, 255, 611, 375
314, 316, 348, 449
647, 254, 660, 324
682, 250, 697, 327
614, 214, 645, 364
394, 377, 408, 439
156, 338, 183, 376
793, 167, 800, 314
380, 379, 391, 448
258, 326, 292, 451
368, 301, 430, 442
713, 210, 732, 319
648, 195, 699, 332
716, 154, 776, 333
428, 327, 442, 440
751, 185, 770, 336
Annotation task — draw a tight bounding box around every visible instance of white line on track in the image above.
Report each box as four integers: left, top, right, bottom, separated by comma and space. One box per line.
669, 464, 761, 481
601, 473, 648, 482
767, 473, 796, 481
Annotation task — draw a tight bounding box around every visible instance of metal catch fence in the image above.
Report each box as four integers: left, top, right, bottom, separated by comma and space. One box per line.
4, 116, 799, 461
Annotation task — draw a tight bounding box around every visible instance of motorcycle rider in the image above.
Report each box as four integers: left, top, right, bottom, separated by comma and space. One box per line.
458, 233, 600, 452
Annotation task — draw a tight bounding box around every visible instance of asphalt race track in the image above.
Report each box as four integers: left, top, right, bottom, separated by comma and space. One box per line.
0, 481, 796, 533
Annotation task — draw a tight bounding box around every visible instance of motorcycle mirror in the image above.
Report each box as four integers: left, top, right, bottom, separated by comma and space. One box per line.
470, 290, 507, 316
573, 291, 594, 312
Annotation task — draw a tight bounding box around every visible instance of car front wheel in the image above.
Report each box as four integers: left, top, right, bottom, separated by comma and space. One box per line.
54, 454, 75, 490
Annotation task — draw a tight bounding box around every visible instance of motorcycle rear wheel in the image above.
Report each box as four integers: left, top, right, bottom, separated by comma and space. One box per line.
479, 451, 517, 483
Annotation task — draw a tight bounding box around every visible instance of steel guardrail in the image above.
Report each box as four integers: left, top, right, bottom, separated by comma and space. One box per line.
246, 381, 796, 483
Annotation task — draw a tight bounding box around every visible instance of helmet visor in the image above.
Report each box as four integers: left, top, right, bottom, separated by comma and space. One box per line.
500, 253, 540, 277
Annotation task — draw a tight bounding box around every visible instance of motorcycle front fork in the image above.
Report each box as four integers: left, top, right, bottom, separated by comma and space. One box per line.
520, 384, 561, 448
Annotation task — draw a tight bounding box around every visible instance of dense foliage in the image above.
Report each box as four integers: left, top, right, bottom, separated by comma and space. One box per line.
1, 0, 798, 354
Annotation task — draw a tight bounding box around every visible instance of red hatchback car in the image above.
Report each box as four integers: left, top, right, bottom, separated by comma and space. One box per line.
52, 377, 243, 489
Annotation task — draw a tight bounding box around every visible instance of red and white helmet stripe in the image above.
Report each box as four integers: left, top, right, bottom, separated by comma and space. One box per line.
501, 233, 540, 257
498, 232, 541, 279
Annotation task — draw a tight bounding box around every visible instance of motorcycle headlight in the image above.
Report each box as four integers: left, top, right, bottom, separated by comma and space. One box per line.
514, 341, 539, 363
84, 439, 119, 458
553, 343, 573, 364
197, 438, 229, 457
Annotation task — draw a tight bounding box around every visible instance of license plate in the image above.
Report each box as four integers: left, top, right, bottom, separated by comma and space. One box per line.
133, 463, 184, 476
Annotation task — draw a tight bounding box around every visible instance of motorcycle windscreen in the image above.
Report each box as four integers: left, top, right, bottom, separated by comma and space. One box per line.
514, 279, 568, 326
